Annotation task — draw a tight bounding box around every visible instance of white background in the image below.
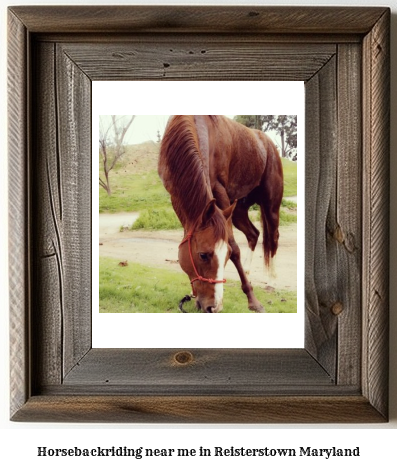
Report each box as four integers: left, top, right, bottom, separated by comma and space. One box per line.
1, 0, 396, 469
93, 81, 305, 348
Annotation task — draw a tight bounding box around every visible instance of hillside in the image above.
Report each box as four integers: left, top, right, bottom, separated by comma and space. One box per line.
119, 140, 160, 174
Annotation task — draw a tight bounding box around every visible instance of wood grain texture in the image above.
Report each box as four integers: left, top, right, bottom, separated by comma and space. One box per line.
8, 6, 390, 423
8, 10, 29, 419
62, 349, 334, 393
336, 44, 362, 386
362, 9, 390, 419
9, 6, 387, 34
304, 57, 338, 377
31, 42, 92, 387
55, 45, 92, 377
303, 42, 363, 386
11, 395, 385, 424
60, 42, 335, 82
32, 42, 63, 388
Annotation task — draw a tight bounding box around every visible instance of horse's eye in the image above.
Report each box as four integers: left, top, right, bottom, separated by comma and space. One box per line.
199, 253, 209, 261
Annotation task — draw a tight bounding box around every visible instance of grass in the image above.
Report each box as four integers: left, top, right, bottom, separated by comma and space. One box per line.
129, 203, 296, 231
131, 208, 181, 231
282, 159, 297, 197
248, 209, 297, 226
279, 211, 297, 226
99, 257, 297, 314
99, 170, 171, 213
281, 198, 297, 210
248, 198, 297, 227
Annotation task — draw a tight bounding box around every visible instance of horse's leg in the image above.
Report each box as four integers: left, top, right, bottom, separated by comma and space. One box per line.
232, 199, 260, 276
229, 234, 265, 313
213, 184, 265, 313
256, 163, 283, 270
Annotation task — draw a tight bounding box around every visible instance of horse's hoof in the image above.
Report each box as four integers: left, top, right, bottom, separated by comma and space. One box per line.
249, 303, 265, 313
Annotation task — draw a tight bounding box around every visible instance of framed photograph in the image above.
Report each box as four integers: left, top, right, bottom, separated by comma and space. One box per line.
93, 83, 304, 349
8, 6, 390, 423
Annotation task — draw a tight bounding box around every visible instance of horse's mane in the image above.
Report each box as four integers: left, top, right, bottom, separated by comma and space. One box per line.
159, 115, 226, 240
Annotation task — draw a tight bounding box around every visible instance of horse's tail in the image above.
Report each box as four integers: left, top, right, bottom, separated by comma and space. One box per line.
259, 139, 284, 272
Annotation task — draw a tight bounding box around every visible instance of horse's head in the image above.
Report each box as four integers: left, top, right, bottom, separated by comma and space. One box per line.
179, 199, 236, 313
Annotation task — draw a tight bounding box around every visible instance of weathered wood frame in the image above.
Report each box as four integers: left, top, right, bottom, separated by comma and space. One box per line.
8, 6, 390, 423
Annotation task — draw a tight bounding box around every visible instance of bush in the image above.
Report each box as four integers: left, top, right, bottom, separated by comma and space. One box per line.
131, 208, 182, 231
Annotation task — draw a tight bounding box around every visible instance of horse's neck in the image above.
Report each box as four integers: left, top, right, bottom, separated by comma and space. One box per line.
172, 174, 213, 231
161, 115, 214, 230
177, 194, 213, 233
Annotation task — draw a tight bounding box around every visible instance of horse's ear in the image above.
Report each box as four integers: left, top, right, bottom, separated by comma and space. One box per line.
223, 199, 237, 221
200, 198, 217, 226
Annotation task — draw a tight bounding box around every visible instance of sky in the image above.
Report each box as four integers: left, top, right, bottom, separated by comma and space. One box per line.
121, 115, 170, 144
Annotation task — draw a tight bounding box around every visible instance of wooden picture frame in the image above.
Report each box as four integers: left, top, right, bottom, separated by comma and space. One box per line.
8, 6, 390, 423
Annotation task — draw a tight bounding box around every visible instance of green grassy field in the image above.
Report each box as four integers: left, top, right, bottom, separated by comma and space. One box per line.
99, 257, 297, 313
282, 158, 298, 197
99, 170, 170, 213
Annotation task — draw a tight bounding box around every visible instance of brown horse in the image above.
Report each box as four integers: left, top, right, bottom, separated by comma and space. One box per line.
158, 115, 283, 313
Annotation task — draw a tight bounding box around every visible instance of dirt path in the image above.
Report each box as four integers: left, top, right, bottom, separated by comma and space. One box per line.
99, 213, 297, 291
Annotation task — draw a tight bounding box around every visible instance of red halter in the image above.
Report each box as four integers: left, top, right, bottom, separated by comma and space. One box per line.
179, 230, 227, 296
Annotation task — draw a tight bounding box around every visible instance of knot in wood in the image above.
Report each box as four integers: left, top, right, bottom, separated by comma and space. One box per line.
333, 225, 344, 244
331, 302, 344, 316
174, 351, 194, 365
